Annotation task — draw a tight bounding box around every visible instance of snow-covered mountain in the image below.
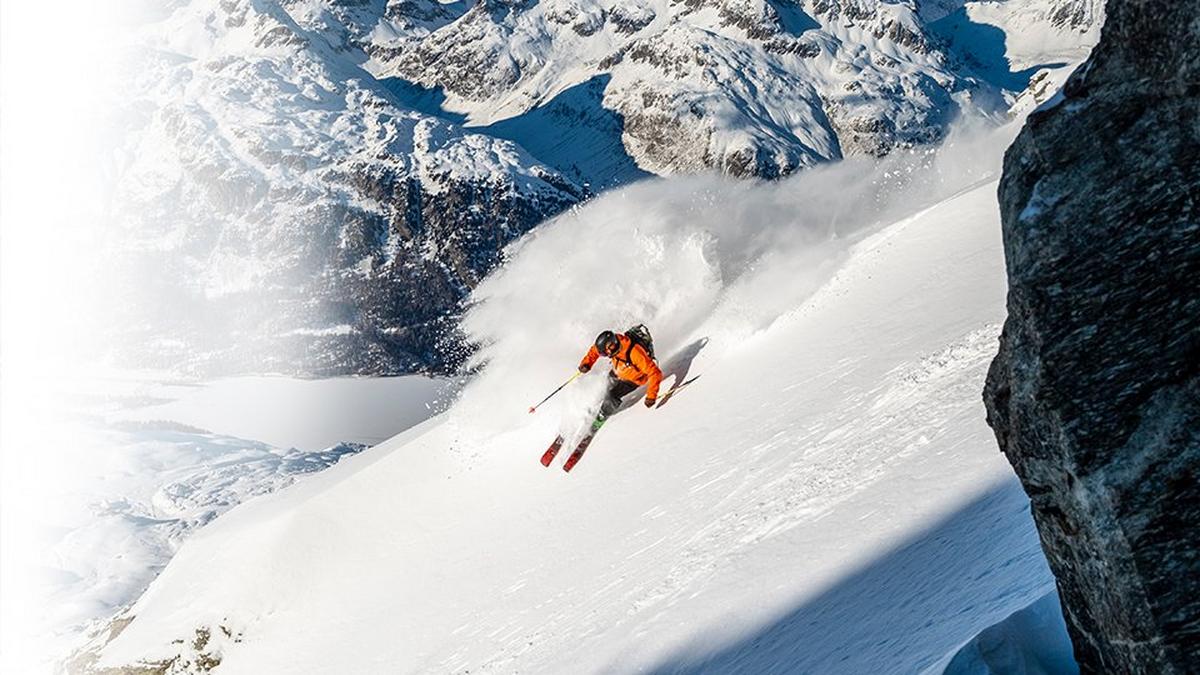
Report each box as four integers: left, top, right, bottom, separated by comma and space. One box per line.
104, 0, 1102, 378
73, 124, 1075, 674
368, 0, 1100, 175
107, 0, 584, 376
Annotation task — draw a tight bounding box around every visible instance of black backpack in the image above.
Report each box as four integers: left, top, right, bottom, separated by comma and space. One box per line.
624, 324, 656, 361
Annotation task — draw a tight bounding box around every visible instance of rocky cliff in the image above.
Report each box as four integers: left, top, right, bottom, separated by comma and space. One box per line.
983, 0, 1200, 670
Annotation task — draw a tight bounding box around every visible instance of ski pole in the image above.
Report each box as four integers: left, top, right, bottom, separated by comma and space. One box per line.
528, 371, 582, 414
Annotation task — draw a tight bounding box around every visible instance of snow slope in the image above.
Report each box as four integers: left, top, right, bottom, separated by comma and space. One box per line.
91, 127, 1058, 673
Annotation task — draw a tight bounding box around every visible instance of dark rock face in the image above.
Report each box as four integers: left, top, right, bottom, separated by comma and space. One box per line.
983, 0, 1200, 672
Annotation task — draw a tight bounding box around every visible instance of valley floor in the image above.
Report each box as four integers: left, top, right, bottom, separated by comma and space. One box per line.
0, 374, 450, 673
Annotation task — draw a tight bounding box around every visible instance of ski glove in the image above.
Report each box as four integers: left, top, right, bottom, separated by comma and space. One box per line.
579, 364, 591, 373
644, 397, 656, 408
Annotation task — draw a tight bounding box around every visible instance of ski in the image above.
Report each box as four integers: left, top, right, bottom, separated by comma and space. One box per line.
563, 418, 606, 472
562, 435, 593, 472
656, 375, 701, 408
540, 435, 565, 467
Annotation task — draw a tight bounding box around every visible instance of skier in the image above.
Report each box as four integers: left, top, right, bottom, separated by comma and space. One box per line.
539, 325, 663, 470
578, 327, 663, 418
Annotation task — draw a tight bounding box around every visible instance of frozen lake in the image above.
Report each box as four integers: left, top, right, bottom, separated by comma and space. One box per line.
113, 374, 460, 450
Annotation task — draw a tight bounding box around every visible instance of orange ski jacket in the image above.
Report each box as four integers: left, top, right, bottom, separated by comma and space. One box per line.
580, 333, 664, 401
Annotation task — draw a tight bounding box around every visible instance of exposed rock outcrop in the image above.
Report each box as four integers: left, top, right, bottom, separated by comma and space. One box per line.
983, 0, 1200, 671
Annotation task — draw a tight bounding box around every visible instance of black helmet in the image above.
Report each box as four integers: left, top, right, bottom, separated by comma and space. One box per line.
595, 330, 619, 355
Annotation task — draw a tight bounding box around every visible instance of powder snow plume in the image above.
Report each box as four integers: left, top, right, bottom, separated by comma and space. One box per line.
454, 120, 1018, 435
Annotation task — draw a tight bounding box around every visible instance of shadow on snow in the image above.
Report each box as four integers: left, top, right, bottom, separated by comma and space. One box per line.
380, 74, 651, 191
930, 9, 1067, 91
480, 74, 651, 191
645, 480, 1060, 674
